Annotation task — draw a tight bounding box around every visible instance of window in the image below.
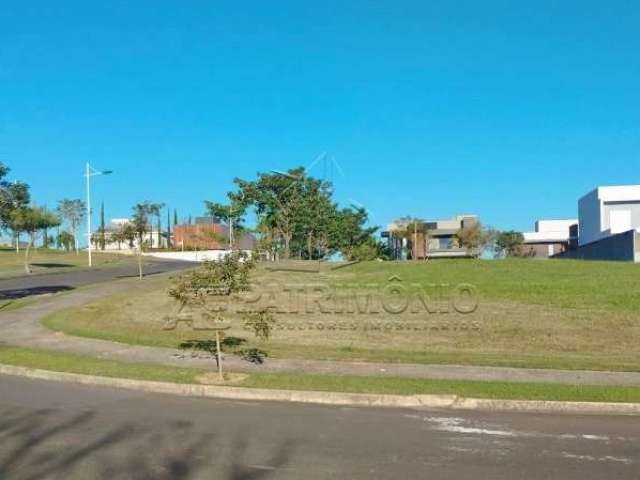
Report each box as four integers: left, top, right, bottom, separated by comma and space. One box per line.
438, 237, 453, 249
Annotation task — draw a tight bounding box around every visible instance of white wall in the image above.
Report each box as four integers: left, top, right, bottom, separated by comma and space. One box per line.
579, 186, 640, 246
535, 219, 577, 234
578, 189, 602, 246
142, 250, 252, 263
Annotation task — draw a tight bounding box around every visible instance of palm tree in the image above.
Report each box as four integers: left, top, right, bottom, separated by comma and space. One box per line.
148, 203, 165, 248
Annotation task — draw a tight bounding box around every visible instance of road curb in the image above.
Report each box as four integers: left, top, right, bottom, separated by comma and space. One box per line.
452, 397, 640, 415
1, 363, 639, 415
0, 364, 455, 409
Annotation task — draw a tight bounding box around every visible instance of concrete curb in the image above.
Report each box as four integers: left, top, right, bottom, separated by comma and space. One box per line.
452, 397, 640, 415
1, 364, 639, 415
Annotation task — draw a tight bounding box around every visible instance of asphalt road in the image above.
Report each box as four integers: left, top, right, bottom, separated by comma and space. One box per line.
0, 259, 194, 300
0, 375, 638, 479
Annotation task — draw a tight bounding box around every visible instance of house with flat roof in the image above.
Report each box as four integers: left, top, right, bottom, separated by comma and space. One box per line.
578, 185, 640, 246
522, 219, 577, 258
384, 215, 480, 260
555, 185, 640, 262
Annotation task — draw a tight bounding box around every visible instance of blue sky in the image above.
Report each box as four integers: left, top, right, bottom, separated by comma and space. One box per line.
1, 1, 639, 235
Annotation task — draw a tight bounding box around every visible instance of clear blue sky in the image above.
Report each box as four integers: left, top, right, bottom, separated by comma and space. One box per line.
2, 1, 639, 235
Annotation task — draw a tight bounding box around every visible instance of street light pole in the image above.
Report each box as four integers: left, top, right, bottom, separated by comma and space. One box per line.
86, 163, 92, 267
85, 163, 113, 267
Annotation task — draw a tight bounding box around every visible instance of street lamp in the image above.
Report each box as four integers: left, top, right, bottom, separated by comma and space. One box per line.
85, 163, 112, 267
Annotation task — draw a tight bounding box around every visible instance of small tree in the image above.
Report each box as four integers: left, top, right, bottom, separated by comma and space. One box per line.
122, 223, 137, 249
167, 252, 272, 380
57, 231, 75, 252
132, 202, 161, 247
11, 206, 60, 274
57, 199, 85, 254
456, 222, 497, 258
495, 230, 529, 258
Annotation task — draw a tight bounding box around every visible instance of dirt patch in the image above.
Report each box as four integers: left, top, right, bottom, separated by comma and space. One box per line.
196, 372, 249, 385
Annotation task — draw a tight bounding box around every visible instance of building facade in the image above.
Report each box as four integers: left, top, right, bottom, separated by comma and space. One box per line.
554, 185, 640, 262
522, 219, 577, 258
384, 215, 480, 260
578, 186, 640, 246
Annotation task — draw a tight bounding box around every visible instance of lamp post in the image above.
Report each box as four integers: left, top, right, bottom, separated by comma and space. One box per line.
85, 163, 112, 267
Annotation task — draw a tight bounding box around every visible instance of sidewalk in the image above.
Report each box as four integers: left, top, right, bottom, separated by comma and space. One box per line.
2, 275, 640, 387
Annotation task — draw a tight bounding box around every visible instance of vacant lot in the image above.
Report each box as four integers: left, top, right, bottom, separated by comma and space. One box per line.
0, 249, 134, 278
43, 259, 640, 371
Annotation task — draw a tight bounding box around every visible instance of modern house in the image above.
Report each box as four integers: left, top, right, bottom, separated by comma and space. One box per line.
384, 215, 480, 260
555, 185, 640, 262
522, 219, 577, 258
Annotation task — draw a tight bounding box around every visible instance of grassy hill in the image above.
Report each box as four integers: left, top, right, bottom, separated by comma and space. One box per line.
43, 258, 640, 372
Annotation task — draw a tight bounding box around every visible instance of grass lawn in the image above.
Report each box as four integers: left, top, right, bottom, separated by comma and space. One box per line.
1, 345, 640, 403
0, 248, 134, 279
42, 259, 640, 372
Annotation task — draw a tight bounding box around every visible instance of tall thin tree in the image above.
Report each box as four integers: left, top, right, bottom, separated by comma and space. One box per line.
99, 202, 106, 251
57, 199, 86, 254
167, 208, 171, 249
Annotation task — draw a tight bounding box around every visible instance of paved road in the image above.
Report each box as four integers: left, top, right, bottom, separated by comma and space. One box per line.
0, 259, 194, 300
0, 374, 638, 479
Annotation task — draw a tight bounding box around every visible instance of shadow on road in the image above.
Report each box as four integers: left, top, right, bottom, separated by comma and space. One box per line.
0, 406, 295, 479
30, 263, 75, 269
0, 285, 74, 301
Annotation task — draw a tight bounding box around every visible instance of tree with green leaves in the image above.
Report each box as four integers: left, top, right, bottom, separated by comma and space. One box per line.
131, 202, 157, 247
167, 251, 272, 380
456, 221, 497, 258
495, 230, 529, 258
205, 194, 247, 250
11, 206, 60, 274
122, 223, 137, 249
0, 163, 31, 251
234, 167, 307, 260
147, 202, 164, 249
56, 231, 75, 252
57, 199, 85, 254
226, 166, 379, 261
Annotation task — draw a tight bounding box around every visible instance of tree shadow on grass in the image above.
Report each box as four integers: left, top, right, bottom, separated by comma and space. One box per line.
180, 338, 269, 364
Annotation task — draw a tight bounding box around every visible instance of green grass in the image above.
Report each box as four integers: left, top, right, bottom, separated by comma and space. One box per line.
41, 259, 640, 372
1, 345, 639, 403
0, 297, 37, 312
0, 248, 134, 279
336, 258, 640, 312
0, 346, 205, 384
241, 372, 640, 403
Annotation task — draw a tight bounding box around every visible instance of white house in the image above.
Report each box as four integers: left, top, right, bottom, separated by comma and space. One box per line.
578, 185, 640, 246
100, 218, 169, 251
